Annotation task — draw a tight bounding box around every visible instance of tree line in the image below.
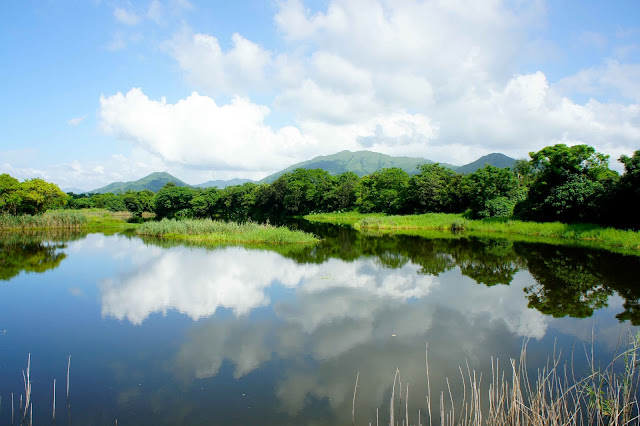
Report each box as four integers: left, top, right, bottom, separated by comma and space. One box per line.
2, 144, 639, 229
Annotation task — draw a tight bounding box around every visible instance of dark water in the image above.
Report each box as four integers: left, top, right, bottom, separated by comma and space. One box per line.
1, 224, 639, 425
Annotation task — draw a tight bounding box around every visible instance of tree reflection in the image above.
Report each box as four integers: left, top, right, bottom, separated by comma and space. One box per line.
0, 232, 71, 281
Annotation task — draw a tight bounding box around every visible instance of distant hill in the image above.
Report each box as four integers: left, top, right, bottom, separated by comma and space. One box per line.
89, 172, 191, 194
88, 151, 518, 194
456, 153, 516, 174
259, 150, 457, 183
195, 178, 255, 189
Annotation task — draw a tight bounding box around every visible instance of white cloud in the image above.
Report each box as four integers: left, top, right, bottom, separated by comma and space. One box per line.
95, 0, 640, 173
164, 27, 272, 95
113, 7, 140, 26
67, 115, 87, 126
99, 88, 317, 173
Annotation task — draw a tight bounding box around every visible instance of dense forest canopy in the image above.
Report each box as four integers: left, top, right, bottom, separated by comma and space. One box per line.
1, 144, 639, 229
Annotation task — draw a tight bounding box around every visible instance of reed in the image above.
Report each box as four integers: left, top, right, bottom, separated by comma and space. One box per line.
0, 211, 87, 230
67, 355, 71, 400
136, 218, 320, 245
373, 331, 640, 426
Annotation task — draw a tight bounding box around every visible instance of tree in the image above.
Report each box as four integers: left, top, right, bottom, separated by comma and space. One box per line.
609, 150, 640, 229
326, 172, 359, 212
0, 174, 22, 215
18, 178, 69, 214
463, 165, 523, 219
406, 164, 461, 213
515, 144, 618, 223
154, 183, 196, 219
357, 168, 409, 214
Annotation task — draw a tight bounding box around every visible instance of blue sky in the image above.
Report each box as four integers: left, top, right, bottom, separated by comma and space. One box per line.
1, 0, 639, 190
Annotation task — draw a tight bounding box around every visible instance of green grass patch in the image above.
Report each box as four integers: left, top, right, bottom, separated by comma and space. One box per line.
0, 209, 141, 232
304, 212, 640, 255
136, 218, 320, 245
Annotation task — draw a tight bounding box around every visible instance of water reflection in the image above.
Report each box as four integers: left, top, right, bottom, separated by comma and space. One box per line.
2, 225, 640, 424
0, 231, 79, 281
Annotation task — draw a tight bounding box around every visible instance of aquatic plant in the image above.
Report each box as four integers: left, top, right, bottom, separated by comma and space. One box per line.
136, 218, 320, 245
366, 332, 640, 426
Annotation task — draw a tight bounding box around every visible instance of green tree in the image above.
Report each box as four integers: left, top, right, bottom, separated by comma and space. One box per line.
18, 178, 69, 214
610, 150, 640, 229
154, 183, 196, 219
406, 164, 460, 213
0, 174, 22, 215
326, 172, 359, 212
357, 168, 409, 214
463, 165, 523, 219
516, 144, 617, 222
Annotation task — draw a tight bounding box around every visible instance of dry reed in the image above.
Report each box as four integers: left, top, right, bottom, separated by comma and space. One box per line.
372, 332, 640, 426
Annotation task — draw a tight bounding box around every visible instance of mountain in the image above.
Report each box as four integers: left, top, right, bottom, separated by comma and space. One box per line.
259, 150, 457, 183
89, 172, 191, 194
195, 178, 255, 189
456, 153, 516, 174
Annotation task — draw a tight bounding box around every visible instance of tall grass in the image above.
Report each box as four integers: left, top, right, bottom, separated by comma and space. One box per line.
305, 212, 640, 254
372, 333, 640, 426
0, 211, 87, 230
136, 218, 320, 245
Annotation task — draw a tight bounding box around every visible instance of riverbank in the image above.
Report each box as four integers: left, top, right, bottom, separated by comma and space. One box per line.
0, 209, 140, 232
136, 218, 320, 245
304, 211, 640, 254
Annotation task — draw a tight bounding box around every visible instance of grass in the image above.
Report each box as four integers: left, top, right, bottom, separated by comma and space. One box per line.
136, 218, 320, 245
0, 209, 143, 232
369, 332, 640, 426
304, 212, 640, 255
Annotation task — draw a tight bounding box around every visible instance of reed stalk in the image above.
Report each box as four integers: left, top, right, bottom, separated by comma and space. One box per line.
353, 372, 359, 426
53, 378, 56, 421
376, 332, 640, 426
67, 355, 71, 400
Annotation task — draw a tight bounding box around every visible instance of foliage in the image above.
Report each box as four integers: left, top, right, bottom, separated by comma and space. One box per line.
516, 144, 618, 223
0, 174, 69, 215
462, 165, 524, 219
357, 168, 409, 213
405, 164, 461, 213
136, 218, 320, 245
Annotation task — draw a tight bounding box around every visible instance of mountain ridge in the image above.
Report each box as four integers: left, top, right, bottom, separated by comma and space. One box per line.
87, 151, 516, 193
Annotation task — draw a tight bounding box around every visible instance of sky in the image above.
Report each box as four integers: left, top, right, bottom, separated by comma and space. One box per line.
1, 0, 639, 191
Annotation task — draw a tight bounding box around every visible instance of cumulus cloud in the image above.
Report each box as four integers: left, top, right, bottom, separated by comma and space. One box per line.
99, 88, 321, 173
92, 0, 640, 174
164, 26, 272, 95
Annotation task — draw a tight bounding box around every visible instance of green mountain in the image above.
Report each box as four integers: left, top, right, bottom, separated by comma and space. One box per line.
195, 178, 255, 189
259, 150, 457, 183
89, 172, 191, 194
456, 153, 516, 174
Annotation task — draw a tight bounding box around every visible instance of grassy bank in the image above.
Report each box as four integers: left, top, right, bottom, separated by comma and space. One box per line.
305, 212, 640, 254
0, 209, 144, 232
136, 218, 320, 245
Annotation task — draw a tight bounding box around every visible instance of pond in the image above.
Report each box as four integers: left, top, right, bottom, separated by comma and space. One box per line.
1, 223, 639, 425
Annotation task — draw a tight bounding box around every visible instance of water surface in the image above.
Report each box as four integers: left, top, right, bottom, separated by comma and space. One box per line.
1, 224, 638, 425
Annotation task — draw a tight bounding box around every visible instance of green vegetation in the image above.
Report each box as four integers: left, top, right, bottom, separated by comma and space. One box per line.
305, 212, 640, 253
0, 209, 141, 231
0, 210, 87, 230
2, 144, 639, 236
136, 218, 320, 245
1, 174, 69, 215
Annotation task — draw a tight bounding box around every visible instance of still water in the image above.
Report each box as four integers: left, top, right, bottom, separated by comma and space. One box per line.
1, 224, 639, 425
